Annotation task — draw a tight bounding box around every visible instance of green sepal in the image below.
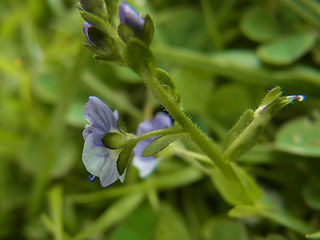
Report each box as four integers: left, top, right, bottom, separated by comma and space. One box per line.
228, 205, 262, 218
102, 132, 133, 149
124, 39, 157, 75
211, 162, 262, 205
105, 0, 120, 26
223, 109, 254, 150
116, 115, 128, 133
155, 68, 180, 103
118, 23, 135, 43
78, 0, 108, 20
84, 42, 111, 57
93, 54, 123, 65
141, 15, 154, 46
224, 125, 263, 162
80, 10, 120, 43
259, 87, 282, 107
141, 132, 185, 157
117, 144, 134, 175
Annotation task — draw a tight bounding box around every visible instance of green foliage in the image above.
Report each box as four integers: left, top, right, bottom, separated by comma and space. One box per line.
141, 133, 185, 157
117, 144, 134, 175
1, 0, 320, 239
276, 117, 320, 156
211, 162, 262, 205
124, 39, 157, 75
202, 219, 249, 240
110, 203, 158, 240
155, 204, 192, 240
241, 7, 281, 43
257, 33, 316, 65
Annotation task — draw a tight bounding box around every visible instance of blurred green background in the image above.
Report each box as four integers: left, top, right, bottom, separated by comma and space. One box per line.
1, 0, 320, 239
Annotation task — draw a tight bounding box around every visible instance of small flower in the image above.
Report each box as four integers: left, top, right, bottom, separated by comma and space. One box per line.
82, 96, 124, 187
133, 112, 172, 177
119, 1, 144, 33
83, 21, 105, 45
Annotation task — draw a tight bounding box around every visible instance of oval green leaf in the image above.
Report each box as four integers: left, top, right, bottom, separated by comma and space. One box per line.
275, 117, 320, 157
141, 133, 184, 157
257, 33, 316, 65
241, 7, 281, 42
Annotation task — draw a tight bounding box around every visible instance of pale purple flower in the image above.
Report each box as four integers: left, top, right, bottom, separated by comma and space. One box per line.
83, 21, 94, 44
133, 112, 172, 177
82, 96, 124, 187
119, 1, 144, 32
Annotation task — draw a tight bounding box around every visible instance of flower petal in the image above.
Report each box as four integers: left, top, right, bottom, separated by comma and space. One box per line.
133, 112, 172, 177
137, 112, 172, 135
132, 156, 160, 178
82, 132, 110, 176
82, 132, 120, 186
83, 96, 117, 140
83, 21, 93, 44
119, 1, 144, 32
99, 154, 120, 187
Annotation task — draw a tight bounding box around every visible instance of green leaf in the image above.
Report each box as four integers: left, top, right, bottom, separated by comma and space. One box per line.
306, 230, 320, 239
257, 33, 316, 65
78, 0, 108, 20
241, 7, 281, 42
111, 204, 158, 240
260, 87, 282, 107
117, 144, 134, 175
275, 117, 320, 157
47, 186, 63, 240
118, 23, 135, 42
172, 67, 212, 113
224, 110, 254, 149
211, 162, 261, 205
141, 15, 154, 46
74, 193, 144, 240
228, 205, 260, 218
155, 204, 192, 240
155, 68, 180, 102
141, 133, 184, 157
203, 219, 249, 240
124, 39, 156, 75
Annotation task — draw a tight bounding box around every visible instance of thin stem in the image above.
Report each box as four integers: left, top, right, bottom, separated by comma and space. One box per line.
199, 0, 223, 49
141, 70, 225, 169
131, 128, 186, 143
174, 147, 214, 166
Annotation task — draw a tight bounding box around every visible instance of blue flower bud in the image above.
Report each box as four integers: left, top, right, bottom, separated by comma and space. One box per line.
83, 21, 105, 45
119, 1, 144, 33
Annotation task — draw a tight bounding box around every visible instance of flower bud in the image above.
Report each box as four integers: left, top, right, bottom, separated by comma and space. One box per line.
78, 0, 107, 18
83, 21, 105, 45
119, 1, 144, 33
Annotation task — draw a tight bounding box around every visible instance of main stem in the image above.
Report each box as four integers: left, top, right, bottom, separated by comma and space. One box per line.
142, 71, 225, 169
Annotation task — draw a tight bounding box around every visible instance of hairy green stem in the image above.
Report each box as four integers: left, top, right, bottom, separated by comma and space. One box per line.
131, 128, 186, 143
141, 70, 225, 169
